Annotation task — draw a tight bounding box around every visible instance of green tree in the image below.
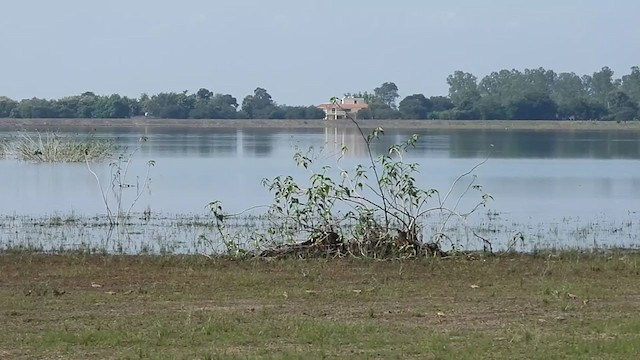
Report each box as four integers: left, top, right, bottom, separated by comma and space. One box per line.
92, 94, 132, 118
190, 90, 235, 119
504, 93, 557, 120
345, 91, 377, 104
373, 82, 399, 108
399, 94, 432, 119
523, 67, 556, 96
447, 71, 480, 111
475, 68, 558, 120
0, 96, 18, 118
586, 66, 618, 106
53, 96, 80, 118
76, 92, 98, 118
429, 96, 454, 112
11, 98, 56, 118
550, 72, 609, 119
605, 90, 638, 121
357, 103, 401, 119
145, 91, 195, 119
196, 88, 213, 101
280, 105, 324, 119
621, 66, 640, 105
241, 88, 277, 119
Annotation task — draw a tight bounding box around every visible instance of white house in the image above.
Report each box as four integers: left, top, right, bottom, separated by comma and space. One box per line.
317, 96, 368, 120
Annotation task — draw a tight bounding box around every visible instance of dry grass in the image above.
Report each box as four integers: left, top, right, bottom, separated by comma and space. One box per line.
1, 251, 640, 358
0, 138, 8, 158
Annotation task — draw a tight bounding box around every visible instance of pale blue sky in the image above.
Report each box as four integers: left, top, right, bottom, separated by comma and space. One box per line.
1, 0, 639, 105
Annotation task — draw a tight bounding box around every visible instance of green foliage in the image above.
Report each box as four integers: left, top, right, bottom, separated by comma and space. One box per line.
435, 66, 639, 121
209, 127, 492, 258
621, 66, 640, 105
374, 81, 400, 109
447, 71, 481, 111
429, 95, 455, 112
0, 96, 17, 117
399, 94, 432, 119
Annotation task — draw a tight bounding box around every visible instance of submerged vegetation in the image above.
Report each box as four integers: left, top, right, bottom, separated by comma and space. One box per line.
0, 137, 8, 158
3, 132, 114, 162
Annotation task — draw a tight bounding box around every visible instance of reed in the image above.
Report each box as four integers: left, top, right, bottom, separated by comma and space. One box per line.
0, 137, 8, 158
15, 131, 114, 162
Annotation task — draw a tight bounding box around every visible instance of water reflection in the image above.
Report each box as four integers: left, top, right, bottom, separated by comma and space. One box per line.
1, 125, 640, 253
4, 126, 637, 160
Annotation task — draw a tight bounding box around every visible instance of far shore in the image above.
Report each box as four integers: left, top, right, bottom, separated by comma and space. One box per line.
1, 118, 640, 131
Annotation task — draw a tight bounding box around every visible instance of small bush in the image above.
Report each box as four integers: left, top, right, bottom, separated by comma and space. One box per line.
208, 117, 492, 259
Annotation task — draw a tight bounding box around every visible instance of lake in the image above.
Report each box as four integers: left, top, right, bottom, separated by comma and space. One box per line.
1, 124, 639, 253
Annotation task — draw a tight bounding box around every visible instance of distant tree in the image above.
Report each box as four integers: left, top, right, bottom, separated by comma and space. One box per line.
373, 82, 400, 108
196, 88, 213, 101
76, 92, 98, 118
605, 90, 638, 121
345, 91, 378, 104
474, 95, 506, 120
241, 95, 255, 118
241, 87, 277, 119
621, 66, 640, 105
523, 67, 556, 96
189, 101, 217, 119
357, 102, 401, 119
399, 94, 432, 119
212, 93, 239, 118
0, 96, 17, 117
10, 98, 58, 118
189, 93, 239, 119
504, 93, 557, 120
447, 71, 480, 111
92, 94, 132, 118
429, 96, 454, 112
586, 66, 618, 106
145, 91, 195, 119
280, 105, 324, 119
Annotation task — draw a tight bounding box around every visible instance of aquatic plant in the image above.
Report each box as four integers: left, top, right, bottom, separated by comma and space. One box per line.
86, 137, 154, 244
0, 137, 8, 158
15, 131, 114, 162
208, 99, 493, 259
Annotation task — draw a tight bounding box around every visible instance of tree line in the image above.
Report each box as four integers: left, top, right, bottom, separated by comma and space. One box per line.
1, 66, 638, 121
0, 88, 324, 120
357, 66, 640, 121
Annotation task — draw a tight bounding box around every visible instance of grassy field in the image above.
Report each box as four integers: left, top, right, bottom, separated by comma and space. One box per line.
1, 251, 640, 359
2, 118, 640, 131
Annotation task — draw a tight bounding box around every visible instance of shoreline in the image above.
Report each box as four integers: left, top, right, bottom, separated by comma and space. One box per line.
1, 118, 640, 131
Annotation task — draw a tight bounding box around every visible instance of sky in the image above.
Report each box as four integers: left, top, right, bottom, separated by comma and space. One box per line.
1, 0, 639, 105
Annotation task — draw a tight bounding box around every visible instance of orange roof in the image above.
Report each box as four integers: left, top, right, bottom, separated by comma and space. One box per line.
317, 103, 368, 110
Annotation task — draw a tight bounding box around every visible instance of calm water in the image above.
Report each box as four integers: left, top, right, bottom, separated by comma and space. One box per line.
1, 126, 639, 252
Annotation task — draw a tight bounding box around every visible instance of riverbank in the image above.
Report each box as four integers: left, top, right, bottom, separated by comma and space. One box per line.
2, 251, 640, 358
1, 118, 640, 131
